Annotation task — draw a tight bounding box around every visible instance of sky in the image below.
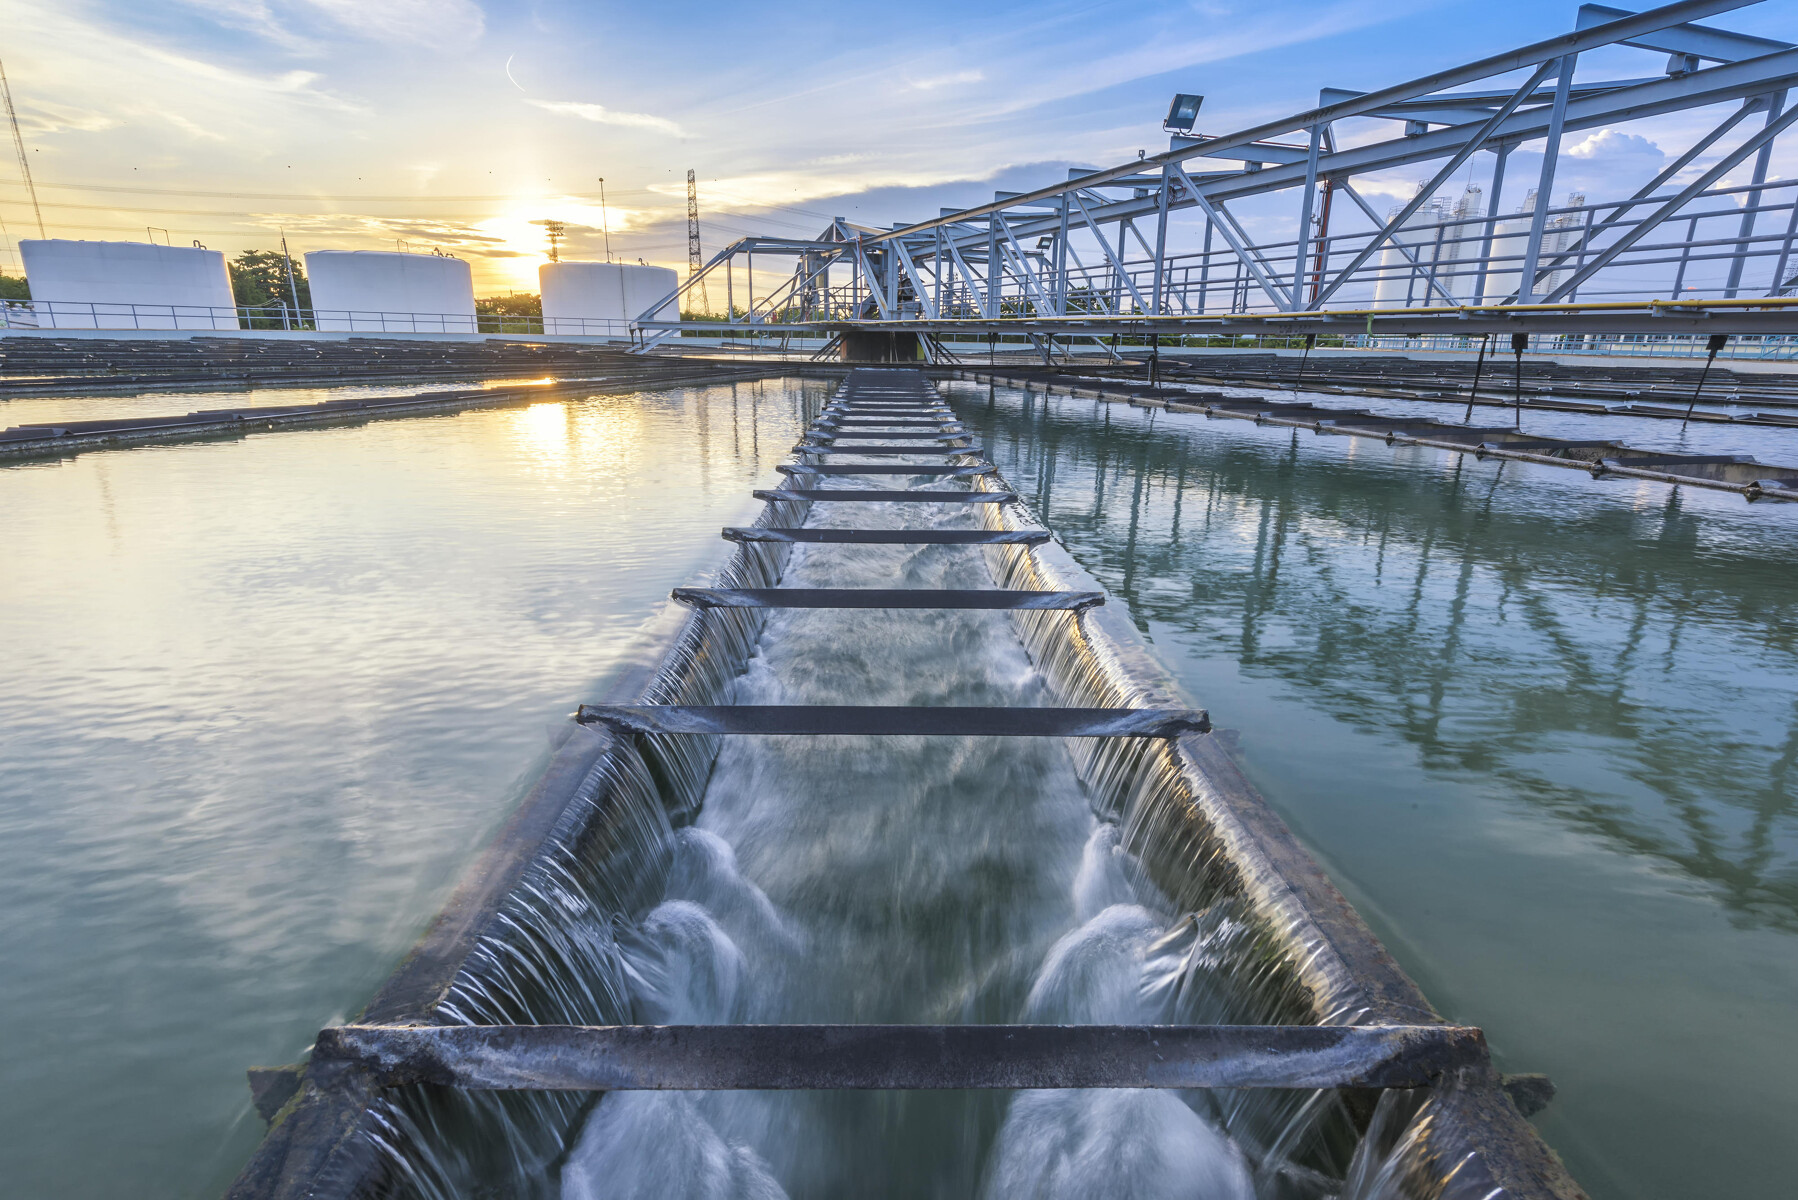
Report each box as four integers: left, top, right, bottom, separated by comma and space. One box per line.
3, 0, 1797, 294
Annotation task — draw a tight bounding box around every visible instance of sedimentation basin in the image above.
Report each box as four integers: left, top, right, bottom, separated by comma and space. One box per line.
0, 368, 1791, 1199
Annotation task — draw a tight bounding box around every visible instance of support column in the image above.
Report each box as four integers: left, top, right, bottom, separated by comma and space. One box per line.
1517, 55, 1575, 303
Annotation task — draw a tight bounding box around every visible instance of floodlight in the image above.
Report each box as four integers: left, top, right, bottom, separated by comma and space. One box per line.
1164, 94, 1204, 134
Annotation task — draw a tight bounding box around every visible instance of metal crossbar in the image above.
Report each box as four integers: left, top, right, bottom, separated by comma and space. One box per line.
754, 489, 1014, 503
574, 705, 1211, 736
800, 446, 979, 455
313, 1023, 1484, 1091
671, 588, 1102, 610
722, 527, 1048, 544
776, 464, 994, 476
812, 437, 978, 446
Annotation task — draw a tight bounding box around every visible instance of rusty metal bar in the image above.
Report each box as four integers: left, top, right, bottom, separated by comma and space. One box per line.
776, 464, 993, 476
573, 705, 1211, 737
722, 527, 1047, 545
798, 446, 977, 456
753, 489, 1013, 503
670, 587, 1102, 610
312, 1023, 1486, 1091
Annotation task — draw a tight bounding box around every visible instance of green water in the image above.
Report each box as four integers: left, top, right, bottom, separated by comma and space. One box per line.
1, 372, 1793, 1198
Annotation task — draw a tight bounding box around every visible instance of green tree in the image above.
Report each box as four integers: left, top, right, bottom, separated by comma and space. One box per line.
475, 292, 540, 317
0, 272, 28, 302
228, 250, 310, 313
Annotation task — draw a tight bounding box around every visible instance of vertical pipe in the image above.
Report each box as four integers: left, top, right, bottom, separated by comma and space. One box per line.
1517, 55, 1576, 303
1682, 334, 1730, 426
1463, 332, 1490, 423
1308, 182, 1334, 307
1511, 332, 1528, 429
1725, 91, 1785, 298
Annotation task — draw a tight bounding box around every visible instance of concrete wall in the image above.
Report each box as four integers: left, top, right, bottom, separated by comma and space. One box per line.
19, 240, 237, 329
305, 251, 476, 332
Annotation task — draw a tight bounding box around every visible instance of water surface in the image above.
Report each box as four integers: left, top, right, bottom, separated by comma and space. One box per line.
0, 379, 820, 1198
3, 371, 1793, 1199
945, 378, 1798, 1200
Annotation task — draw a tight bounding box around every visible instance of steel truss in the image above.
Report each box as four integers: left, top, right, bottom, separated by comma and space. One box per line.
637, 1, 1798, 355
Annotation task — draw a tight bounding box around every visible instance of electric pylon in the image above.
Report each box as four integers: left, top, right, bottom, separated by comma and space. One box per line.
686, 169, 708, 315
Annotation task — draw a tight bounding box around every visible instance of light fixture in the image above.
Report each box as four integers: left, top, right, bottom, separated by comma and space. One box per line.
1164, 93, 1204, 134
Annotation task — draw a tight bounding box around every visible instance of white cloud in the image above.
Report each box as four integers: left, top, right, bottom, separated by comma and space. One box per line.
907, 69, 985, 91
299, 0, 485, 51
1567, 129, 1664, 164
527, 99, 687, 139
12, 99, 121, 136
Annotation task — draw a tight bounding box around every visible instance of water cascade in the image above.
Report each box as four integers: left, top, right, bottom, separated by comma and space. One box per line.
290, 370, 1566, 1200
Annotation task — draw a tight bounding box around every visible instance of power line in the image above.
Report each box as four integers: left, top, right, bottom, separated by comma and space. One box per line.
0, 56, 44, 237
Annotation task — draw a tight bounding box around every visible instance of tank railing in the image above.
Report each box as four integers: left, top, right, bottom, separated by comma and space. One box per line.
0, 301, 639, 338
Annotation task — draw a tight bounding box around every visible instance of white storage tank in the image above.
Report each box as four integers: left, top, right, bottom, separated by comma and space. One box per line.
305, 250, 476, 332
19, 239, 237, 329
540, 261, 679, 334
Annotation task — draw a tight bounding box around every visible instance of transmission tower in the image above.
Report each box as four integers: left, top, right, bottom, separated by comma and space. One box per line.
531, 218, 566, 262
686, 169, 708, 315
0, 56, 45, 238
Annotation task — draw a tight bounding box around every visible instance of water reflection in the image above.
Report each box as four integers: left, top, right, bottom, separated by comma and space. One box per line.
0, 379, 824, 1200
948, 380, 1798, 932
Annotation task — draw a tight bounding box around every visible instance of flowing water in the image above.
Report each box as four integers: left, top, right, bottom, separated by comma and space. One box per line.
2, 370, 1793, 1199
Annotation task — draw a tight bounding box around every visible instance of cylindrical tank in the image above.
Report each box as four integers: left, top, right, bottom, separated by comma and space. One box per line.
540, 262, 679, 334
304, 250, 476, 332
18, 239, 237, 329
1372, 197, 1450, 308
1483, 191, 1539, 306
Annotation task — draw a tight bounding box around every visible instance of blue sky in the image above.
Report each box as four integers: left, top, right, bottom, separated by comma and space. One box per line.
3, 0, 1796, 291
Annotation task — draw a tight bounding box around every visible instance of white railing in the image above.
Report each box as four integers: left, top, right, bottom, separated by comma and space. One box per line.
0, 301, 635, 339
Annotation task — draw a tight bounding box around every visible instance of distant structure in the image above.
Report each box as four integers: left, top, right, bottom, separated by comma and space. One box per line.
19, 239, 236, 328
1372, 184, 1484, 307
304, 250, 476, 332
686, 169, 708, 315
532, 219, 567, 263
540, 261, 678, 334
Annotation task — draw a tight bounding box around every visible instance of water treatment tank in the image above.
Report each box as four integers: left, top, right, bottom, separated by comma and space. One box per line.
305, 250, 477, 332
540, 262, 679, 335
18, 239, 237, 329
1372, 195, 1451, 309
